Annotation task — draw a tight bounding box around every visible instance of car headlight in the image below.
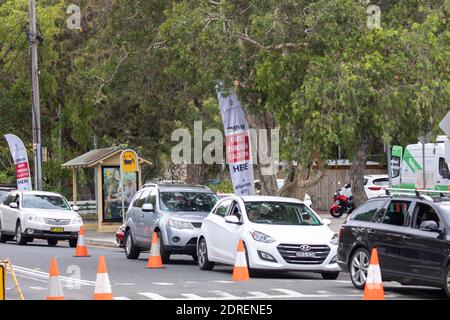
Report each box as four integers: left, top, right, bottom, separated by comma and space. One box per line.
250, 230, 276, 243
168, 219, 193, 229
27, 215, 44, 223
330, 233, 339, 246
72, 216, 83, 224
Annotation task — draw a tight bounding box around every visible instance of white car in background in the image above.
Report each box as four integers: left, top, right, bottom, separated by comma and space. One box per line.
0, 191, 83, 246
340, 174, 389, 199
197, 195, 340, 279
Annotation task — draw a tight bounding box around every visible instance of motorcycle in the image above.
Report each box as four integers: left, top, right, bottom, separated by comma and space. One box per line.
329, 182, 355, 218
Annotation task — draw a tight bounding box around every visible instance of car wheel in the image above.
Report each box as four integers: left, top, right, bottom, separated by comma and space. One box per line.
350, 247, 370, 289
125, 229, 140, 259
0, 221, 8, 243
69, 239, 78, 248
443, 264, 450, 299
15, 222, 28, 246
197, 238, 215, 270
47, 239, 58, 246
322, 272, 340, 280
157, 231, 171, 264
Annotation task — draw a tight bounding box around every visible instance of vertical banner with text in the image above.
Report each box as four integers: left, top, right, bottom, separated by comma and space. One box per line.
4, 134, 32, 191
216, 83, 255, 195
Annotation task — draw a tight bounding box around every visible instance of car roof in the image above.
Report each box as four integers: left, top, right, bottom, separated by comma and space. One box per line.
365, 174, 388, 180
143, 183, 213, 193
236, 195, 303, 204
16, 190, 64, 197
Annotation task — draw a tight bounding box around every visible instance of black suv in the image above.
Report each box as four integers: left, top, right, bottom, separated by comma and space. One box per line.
337, 191, 450, 298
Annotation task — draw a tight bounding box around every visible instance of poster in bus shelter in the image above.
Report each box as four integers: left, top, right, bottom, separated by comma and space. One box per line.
102, 166, 137, 221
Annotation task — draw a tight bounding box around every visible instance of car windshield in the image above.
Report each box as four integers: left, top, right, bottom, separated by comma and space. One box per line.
245, 202, 322, 225
22, 194, 71, 210
0, 191, 8, 203
159, 192, 218, 212
434, 203, 450, 222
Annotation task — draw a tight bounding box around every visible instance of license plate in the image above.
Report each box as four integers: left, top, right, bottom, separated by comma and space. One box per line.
296, 251, 316, 258
50, 227, 64, 233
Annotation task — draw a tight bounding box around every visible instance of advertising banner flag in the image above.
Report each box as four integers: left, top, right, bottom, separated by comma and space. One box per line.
216, 83, 255, 195
4, 134, 32, 191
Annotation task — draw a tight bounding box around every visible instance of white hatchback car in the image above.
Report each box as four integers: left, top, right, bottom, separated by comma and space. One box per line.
339, 174, 389, 199
197, 195, 340, 279
0, 190, 83, 246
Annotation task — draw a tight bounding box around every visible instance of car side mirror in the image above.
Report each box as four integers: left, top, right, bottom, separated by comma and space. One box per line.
142, 203, 154, 212
225, 215, 241, 224
72, 205, 79, 212
322, 218, 331, 226
9, 202, 18, 209
419, 220, 439, 232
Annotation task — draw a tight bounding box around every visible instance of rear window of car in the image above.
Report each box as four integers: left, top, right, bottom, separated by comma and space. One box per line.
350, 199, 386, 222
373, 178, 389, 187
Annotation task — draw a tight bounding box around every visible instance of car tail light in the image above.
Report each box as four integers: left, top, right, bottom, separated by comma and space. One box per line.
368, 186, 383, 191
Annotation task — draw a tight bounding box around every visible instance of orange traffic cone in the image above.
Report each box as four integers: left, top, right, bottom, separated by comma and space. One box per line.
73, 226, 90, 257
46, 257, 64, 300
146, 232, 165, 269
93, 256, 113, 300
232, 240, 250, 281
363, 248, 384, 300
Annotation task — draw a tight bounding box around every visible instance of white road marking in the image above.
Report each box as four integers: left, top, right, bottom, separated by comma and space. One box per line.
139, 292, 168, 300
114, 283, 135, 286
210, 290, 238, 299
184, 281, 198, 284
181, 293, 204, 299
272, 288, 304, 297
12, 265, 95, 286
248, 291, 271, 298
29, 286, 47, 290
152, 282, 174, 286
114, 297, 131, 300
212, 280, 234, 284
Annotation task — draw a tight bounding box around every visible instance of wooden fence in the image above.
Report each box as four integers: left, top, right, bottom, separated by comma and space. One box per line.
303, 168, 387, 212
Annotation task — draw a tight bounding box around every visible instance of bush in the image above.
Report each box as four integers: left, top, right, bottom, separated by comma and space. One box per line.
207, 179, 234, 194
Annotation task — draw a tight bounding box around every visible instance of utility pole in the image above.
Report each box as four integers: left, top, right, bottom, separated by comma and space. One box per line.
28, 0, 42, 190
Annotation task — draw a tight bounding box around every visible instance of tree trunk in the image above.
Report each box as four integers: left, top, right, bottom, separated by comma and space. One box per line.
247, 110, 279, 196
186, 164, 204, 185
350, 137, 370, 207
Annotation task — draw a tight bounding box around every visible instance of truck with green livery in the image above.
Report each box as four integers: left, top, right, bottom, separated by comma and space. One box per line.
392, 136, 450, 191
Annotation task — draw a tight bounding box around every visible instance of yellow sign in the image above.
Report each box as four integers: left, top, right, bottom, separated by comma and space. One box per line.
121, 150, 138, 173
0, 265, 5, 300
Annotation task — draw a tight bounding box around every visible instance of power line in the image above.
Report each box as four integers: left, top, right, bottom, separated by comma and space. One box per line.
0, 26, 25, 64
2, 38, 27, 77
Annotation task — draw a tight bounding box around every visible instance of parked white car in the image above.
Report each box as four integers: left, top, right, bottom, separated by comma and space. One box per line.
340, 174, 389, 199
0, 191, 83, 246
197, 195, 340, 279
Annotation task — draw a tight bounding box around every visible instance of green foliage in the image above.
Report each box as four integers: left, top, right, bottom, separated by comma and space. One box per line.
207, 179, 234, 194
0, 0, 449, 196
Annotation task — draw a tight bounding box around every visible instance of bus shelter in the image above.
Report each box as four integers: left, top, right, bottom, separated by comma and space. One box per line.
61, 147, 151, 231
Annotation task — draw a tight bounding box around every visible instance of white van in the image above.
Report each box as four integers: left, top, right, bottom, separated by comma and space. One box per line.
392, 136, 450, 191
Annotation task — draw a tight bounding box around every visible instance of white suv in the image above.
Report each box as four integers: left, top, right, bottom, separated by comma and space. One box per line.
0, 191, 83, 246
197, 195, 340, 279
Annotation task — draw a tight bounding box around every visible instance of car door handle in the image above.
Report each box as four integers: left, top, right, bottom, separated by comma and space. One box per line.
402, 234, 412, 240
141, 213, 145, 219
367, 229, 375, 234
